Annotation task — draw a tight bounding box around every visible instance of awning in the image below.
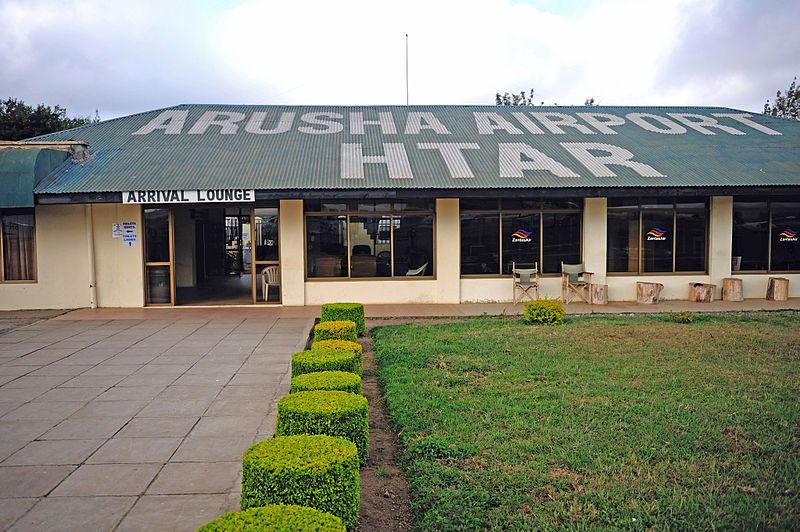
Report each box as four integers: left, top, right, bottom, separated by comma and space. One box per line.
0, 148, 69, 208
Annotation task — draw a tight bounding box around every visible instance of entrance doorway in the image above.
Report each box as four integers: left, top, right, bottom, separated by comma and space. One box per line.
142, 205, 280, 306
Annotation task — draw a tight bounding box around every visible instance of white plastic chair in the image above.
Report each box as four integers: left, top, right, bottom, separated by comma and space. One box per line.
405, 263, 428, 276
261, 265, 280, 301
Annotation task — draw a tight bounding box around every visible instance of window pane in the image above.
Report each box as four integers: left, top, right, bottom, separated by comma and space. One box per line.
460, 215, 499, 274
642, 212, 673, 272
607, 211, 639, 273
306, 216, 347, 278
461, 199, 499, 211
2, 212, 36, 281
253, 208, 279, 261
675, 212, 706, 271
608, 197, 639, 209
349, 216, 391, 277
501, 213, 539, 274
772, 210, 800, 271
145, 266, 171, 304
541, 198, 582, 210
732, 205, 769, 270
640, 197, 674, 209
393, 200, 434, 212
256, 263, 281, 303
393, 215, 434, 276
542, 213, 581, 273
501, 199, 539, 211
144, 209, 170, 263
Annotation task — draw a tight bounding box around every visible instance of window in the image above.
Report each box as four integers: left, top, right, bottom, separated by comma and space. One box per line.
607, 198, 707, 274
305, 200, 434, 278
1, 209, 37, 282
460, 199, 582, 276
733, 197, 800, 272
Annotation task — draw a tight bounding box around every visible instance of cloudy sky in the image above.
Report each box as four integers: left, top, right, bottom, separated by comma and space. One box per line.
1, 0, 798, 119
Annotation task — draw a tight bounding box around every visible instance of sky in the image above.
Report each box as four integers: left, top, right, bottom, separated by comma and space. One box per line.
1, 0, 798, 120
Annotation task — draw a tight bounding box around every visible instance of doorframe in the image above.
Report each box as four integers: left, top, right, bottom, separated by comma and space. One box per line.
142, 207, 176, 307
250, 206, 282, 305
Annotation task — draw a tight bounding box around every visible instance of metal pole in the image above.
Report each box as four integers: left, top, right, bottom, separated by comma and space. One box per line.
405, 34, 409, 106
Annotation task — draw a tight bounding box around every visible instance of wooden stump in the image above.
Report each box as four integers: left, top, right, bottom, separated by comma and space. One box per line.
766, 277, 789, 301
636, 282, 663, 304
689, 283, 716, 303
722, 278, 743, 302
591, 284, 608, 305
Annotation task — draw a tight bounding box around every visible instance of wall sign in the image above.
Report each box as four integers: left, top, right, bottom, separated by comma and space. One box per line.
122, 189, 255, 204
112, 221, 138, 247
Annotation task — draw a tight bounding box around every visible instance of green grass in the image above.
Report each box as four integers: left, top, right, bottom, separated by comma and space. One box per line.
373, 312, 800, 530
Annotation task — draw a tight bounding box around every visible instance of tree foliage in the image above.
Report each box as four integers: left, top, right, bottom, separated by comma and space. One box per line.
763, 77, 799, 120
495, 89, 596, 106
0, 98, 99, 141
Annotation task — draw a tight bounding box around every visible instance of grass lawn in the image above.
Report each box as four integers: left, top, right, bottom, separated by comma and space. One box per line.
373, 312, 800, 530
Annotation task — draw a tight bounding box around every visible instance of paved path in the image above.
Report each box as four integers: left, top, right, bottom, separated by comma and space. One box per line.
0, 316, 313, 531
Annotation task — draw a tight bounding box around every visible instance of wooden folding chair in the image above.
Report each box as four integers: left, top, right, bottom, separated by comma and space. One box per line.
512, 262, 540, 304
561, 262, 594, 304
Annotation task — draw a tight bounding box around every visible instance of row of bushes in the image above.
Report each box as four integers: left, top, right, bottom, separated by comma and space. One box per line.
200, 303, 368, 532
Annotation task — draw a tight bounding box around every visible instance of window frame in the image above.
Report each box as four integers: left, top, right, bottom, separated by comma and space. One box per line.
733, 197, 800, 274
460, 199, 583, 278
304, 201, 436, 281
607, 198, 709, 276
0, 208, 38, 284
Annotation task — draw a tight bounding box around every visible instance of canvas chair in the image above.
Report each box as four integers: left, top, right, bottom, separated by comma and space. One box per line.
561, 262, 594, 304
261, 265, 280, 302
512, 262, 540, 304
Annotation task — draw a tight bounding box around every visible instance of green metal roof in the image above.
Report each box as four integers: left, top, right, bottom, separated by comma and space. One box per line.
0, 148, 69, 207
27, 104, 800, 195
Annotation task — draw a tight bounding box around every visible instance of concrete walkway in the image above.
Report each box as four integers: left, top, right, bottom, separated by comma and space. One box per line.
0, 316, 313, 531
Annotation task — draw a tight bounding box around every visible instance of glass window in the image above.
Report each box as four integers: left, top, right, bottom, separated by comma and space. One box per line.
607, 210, 639, 273
306, 216, 347, 278
253, 208, 279, 261
641, 211, 673, 272
394, 215, 433, 276
542, 212, 581, 273
350, 216, 391, 277
1, 211, 36, 281
772, 209, 800, 271
461, 214, 500, 274
732, 203, 768, 271
144, 209, 170, 263
501, 213, 539, 274
675, 211, 706, 272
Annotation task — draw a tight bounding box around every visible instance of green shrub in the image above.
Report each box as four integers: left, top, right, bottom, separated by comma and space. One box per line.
277, 390, 369, 465
523, 299, 566, 325
314, 320, 358, 342
292, 349, 361, 377
241, 435, 360, 530
665, 310, 695, 324
321, 303, 365, 336
291, 371, 362, 395
312, 340, 363, 374
197, 504, 345, 532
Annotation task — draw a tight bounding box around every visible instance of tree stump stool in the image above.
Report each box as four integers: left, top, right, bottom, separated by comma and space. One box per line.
636, 282, 663, 304
766, 277, 789, 301
689, 283, 716, 303
721, 278, 743, 302
591, 284, 608, 305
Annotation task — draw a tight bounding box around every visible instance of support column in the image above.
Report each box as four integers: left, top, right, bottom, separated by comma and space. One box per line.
435, 198, 460, 304
582, 197, 607, 284
709, 196, 733, 298
279, 199, 305, 306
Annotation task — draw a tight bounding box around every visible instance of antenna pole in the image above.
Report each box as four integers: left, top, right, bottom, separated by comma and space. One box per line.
405, 34, 409, 106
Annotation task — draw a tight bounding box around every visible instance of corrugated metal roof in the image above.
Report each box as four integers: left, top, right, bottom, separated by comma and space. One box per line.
0, 148, 69, 207
27, 104, 800, 194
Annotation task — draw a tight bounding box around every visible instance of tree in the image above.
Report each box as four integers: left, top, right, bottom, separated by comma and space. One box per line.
494, 89, 596, 106
0, 98, 99, 141
763, 77, 799, 120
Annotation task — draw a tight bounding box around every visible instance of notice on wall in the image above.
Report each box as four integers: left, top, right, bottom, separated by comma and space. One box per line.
113, 221, 138, 247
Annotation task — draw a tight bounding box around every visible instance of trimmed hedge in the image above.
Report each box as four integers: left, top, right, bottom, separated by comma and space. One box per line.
292, 349, 361, 377
277, 390, 369, 465
321, 303, 365, 336
311, 339, 363, 374
241, 435, 360, 530
524, 299, 566, 325
314, 320, 358, 342
198, 504, 345, 532
291, 371, 362, 395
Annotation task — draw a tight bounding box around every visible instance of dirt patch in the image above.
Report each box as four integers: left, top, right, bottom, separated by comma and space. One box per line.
357, 328, 414, 531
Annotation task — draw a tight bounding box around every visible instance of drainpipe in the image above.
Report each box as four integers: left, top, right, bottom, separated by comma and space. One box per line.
85, 204, 97, 309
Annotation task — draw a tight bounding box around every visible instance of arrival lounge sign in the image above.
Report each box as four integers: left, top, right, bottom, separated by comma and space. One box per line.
122, 189, 255, 204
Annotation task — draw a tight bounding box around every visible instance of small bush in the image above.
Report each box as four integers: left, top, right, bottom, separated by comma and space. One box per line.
198, 504, 345, 532
292, 349, 361, 377
314, 320, 358, 342
312, 340, 363, 374
241, 435, 360, 530
321, 303, 365, 336
523, 299, 566, 325
666, 310, 695, 324
291, 371, 362, 395
277, 390, 369, 465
